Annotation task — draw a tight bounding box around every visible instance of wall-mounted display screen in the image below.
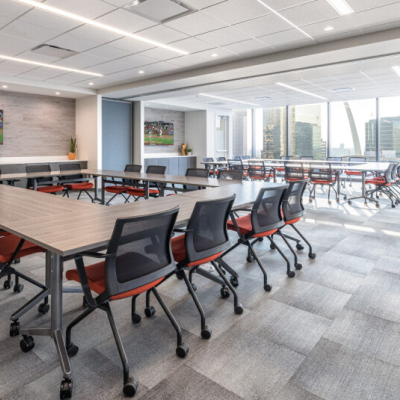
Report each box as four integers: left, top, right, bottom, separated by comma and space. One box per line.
144, 121, 174, 146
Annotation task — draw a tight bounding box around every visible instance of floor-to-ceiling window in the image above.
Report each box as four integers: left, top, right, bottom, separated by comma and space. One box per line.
232, 109, 252, 157
329, 99, 376, 160
379, 96, 400, 161
289, 103, 327, 159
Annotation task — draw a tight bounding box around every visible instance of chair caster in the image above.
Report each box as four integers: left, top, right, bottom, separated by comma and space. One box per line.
287, 271, 296, 278
328, 201, 332, 205
189, 283, 197, 292
230, 276, 239, 287
20, 335, 35, 353
220, 287, 230, 299
246, 255, 254, 263
296, 243, 304, 251
308, 253, 316, 259
3, 279, 13, 290
13, 283, 24, 293
14, 258, 21, 264
376, 203, 380, 208
132, 313, 141, 324
10, 321, 20, 337
176, 273, 183, 280
270, 243, 275, 250
201, 326, 212, 340
66, 342, 79, 357
144, 306, 155, 318
234, 304, 244, 315
60, 378, 73, 399
123, 377, 138, 398
343, 195, 347, 200
295, 263, 302, 270
83, 296, 88, 308
264, 284, 272, 292
176, 343, 189, 358
336, 199, 340, 203
348, 200, 352, 205
38, 303, 50, 314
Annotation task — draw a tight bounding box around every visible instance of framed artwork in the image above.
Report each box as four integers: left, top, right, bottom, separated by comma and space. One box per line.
144, 121, 174, 146
0, 110, 3, 145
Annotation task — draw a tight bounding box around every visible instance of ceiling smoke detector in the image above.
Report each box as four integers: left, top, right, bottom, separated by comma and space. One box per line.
124, 0, 193, 23
30, 44, 77, 60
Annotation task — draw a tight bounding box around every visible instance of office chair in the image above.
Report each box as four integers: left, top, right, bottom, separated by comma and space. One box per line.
125, 165, 165, 201
242, 155, 250, 160
104, 164, 142, 205
344, 157, 366, 187
60, 163, 94, 202
328, 157, 342, 162
248, 161, 273, 181
309, 165, 339, 204
0, 167, 19, 186
217, 157, 226, 162
221, 186, 294, 292
170, 195, 242, 339
275, 156, 292, 179
300, 156, 314, 160
228, 159, 247, 179
26, 164, 64, 194
218, 170, 243, 181
203, 157, 216, 177
64, 207, 188, 398
232, 156, 242, 161
285, 165, 307, 181
365, 163, 397, 208
183, 168, 209, 191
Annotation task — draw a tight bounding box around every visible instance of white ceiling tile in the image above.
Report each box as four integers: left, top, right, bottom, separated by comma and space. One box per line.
117, 53, 159, 67
101, 0, 133, 6
136, 25, 188, 44
315, 30, 363, 42
0, 60, 38, 74
17, 51, 61, 64
0, 0, 31, 19
301, 15, 361, 37
202, 0, 269, 25
0, 20, 59, 43
108, 36, 154, 52
138, 47, 180, 62
0, 33, 41, 53
19, 9, 82, 32
347, 0, 399, 12
165, 11, 227, 36
361, 19, 400, 34
258, 0, 315, 11
46, 73, 88, 84
167, 55, 207, 67
85, 60, 132, 74
168, 37, 213, 53
47, 34, 99, 52
126, 62, 180, 75
53, 53, 106, 69
280, 0, 339, 26
69, 75, 119, 88
0, 15, 11, 29
16, 68, 65, 80
0, 64, 34, 76
258, 29, 313, 47
196, 27, 252, 46
178, 0, 226, 9
189, 47, 238, 61
94, 9, 157, 33
105, 68, 145, 81
223, 39, 272, 55
45, 0, 117, 19
234, 13, 292, 37
68, 24, 123, 44
85, 44, 131, 60
351, 2, 400, 29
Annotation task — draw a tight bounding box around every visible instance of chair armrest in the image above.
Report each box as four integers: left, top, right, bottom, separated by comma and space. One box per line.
232, 208, 253, 213
75, 251, 113, 259
173, 228, 193, 233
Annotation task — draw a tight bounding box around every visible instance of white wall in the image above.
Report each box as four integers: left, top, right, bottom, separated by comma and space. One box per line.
76, 95, 102, 169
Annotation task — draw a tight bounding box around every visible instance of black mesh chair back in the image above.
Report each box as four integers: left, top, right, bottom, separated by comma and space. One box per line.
26, 164, 52, 188
282, 180, 307, 222
122, 164, 141, 186
349, 157, 366, 162
281, 156, 293, 160
203, 157, 214, 162
184, 168, 209, 191
218, 170, 243, 181
328, 157, 342, 162
103, 207, 179, 298
285, 165, 306, 181
232, 156, 242, 161
390, 163, 399, 182
228, 159, 244, 170
309, 165, 335, 183
248, 161, 270, 181
242, 155, 250, 160
250, 186, 286, 235
184, 196, 235, 263
203, 157, 214, 173
384, 163, 396, 183
217, 157, 226, 162
146, 165, 166, 174
59, 163, 84, 183
300, 156, 314, 160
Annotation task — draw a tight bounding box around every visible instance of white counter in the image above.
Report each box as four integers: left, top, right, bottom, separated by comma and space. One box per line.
0, 156, 87, 165
144, 154, 196, 159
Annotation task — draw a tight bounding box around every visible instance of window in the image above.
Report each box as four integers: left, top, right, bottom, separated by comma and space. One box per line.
232, 109, 252, 157
215, 115, 229, 159
379, 96, 400, 161
289, 103, 327, 159
329, 99, 376, 160
254, 107, 287, 159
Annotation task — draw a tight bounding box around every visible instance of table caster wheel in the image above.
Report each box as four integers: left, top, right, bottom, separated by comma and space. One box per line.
287, 271, 296, 278
132, 313, 141, 324
230, 276, 239, 287
66, 342, 79, 357
60, 378, 73, 399
201, 326, 212, 340
176, 343, 189, 358
295, 263, 302, 270
309, 253, 316, 259
220, 287, 230, 299
20, 335, 35, 353
3, 279, 13, 290
296, 243, 304, 251
13, 283, 24, 293
144, 306, 155, 318
123, 377, 138, 398
264, 284, 272, 292
10, 321, 20, 337
234, 304, 244, 315
38, 303, 50, 314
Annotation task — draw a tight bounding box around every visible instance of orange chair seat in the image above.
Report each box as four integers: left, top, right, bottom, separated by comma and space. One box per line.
64, 182, 94, 190
227, 214, 278, 237
286, 178, 303, 181
0, 234, 44, 264
171, 235, 222, 267
126, 188, 159, 197
32, 185, 64, 193
276, 167, 285, 172
365, 179, 390, 186
105, 185, 133, 194
345, 170, 361, 175
66, 261, 164, 301
285, 217, 300, 225
311, 179, 336, 185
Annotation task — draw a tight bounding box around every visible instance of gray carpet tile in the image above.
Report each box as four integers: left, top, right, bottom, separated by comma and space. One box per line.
323, 307, 400, 366
375, 255, 400, 276
140, 365, 243, 400
291, 339, 400, 400
275, 383, 325, 400
270, 279, 351, 320
346, 269, 400, 323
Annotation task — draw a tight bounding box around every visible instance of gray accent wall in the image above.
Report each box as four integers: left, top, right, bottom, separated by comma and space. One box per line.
0, 91, 75, 157
144, 107, 185, 155
102, 99, 132, 171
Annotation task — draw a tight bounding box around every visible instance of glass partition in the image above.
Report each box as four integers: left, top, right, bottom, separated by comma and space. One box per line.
379, 96, 400, 161
232, 109, 252, 158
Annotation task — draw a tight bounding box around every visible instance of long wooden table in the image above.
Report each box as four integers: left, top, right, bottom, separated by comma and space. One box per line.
0, 179, 285, 392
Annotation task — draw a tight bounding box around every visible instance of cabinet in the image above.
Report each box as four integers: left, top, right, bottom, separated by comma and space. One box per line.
144, 156, 196, 175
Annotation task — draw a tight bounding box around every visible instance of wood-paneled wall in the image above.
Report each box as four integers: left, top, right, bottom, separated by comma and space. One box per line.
0, 91, 75, 157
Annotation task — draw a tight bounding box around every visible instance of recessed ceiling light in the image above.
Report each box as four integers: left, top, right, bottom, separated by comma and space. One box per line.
139, 70, 144, 74
198, 93, 260, 107
2, 85, 8, 88
324, 26, 334, 31
276, 82, 327, 100
88, 82, 94, 86
0, 54, 102, 77
392, 66, 400, 77
13, 0, 189, 56
211, 53, 218, 57
55, 92, 60, 95
326, 0, 354, 15
256, 0, 314, 40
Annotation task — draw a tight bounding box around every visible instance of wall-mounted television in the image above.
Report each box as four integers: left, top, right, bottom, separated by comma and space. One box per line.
144, 121, 174, 146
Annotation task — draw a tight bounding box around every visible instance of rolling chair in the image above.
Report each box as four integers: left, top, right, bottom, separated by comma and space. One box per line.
203, 157, 216, 177
125, 165, 165, 201
60, 163, 94, 202
26, 164, 64, 194
183, 168, 209, 191
309, 165, 339, 204
300, 156, 314, 160
64, 207, 188, 398
248, 161, 273, 181
344, 157, 366, 187
218, 170, 243, 181
0, 167, 19, 186
276, 156, 293, 180
365, 163, 397, 208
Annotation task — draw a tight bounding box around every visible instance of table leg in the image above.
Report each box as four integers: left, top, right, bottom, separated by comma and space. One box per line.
347, 171, 379, 206
145, 181, 149, 199
33, 178, 37, 191
93, 175, 102, 203
101, 176, 105, 205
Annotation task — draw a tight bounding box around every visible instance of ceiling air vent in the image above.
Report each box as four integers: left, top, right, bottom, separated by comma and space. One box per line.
331, 87, 354, 93
30, 44, 77, 60
208, 102, 225, 105
123, 0, 193, 23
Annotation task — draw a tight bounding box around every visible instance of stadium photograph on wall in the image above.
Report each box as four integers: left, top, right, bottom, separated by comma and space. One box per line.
144, 121, 174, 146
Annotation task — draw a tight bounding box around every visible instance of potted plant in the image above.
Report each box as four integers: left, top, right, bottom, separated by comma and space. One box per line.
69, 138, 77, 160
187, 148, 193, 156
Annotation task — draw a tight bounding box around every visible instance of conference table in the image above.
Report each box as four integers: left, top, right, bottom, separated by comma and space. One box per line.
0, 178, 281, 394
